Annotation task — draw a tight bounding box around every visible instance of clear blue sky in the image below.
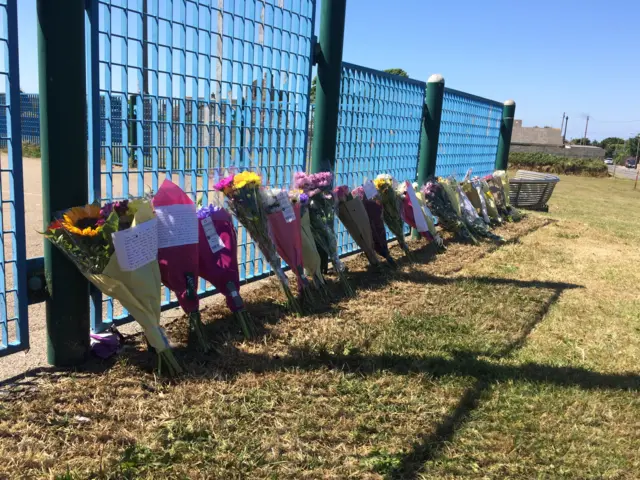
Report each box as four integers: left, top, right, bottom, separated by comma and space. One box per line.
16, 0, 640, 141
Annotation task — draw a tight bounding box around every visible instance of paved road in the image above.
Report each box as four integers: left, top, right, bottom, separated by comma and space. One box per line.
608, 165, 640, 180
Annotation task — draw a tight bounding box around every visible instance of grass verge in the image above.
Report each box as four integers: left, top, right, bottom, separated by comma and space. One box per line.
0, 176, 639, 478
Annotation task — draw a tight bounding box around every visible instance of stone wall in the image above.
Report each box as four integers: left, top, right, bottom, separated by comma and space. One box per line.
512, 122, 563, 146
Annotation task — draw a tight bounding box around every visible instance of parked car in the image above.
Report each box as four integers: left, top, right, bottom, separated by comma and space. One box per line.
604, 158, 614, 165
625, 157, 637, 169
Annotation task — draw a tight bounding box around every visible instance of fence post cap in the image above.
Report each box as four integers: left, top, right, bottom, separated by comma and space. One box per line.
504, 99, 516, 106
427, 74, 444, 84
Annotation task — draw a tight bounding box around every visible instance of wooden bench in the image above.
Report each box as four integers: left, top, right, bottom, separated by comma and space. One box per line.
508, 170, 560, 212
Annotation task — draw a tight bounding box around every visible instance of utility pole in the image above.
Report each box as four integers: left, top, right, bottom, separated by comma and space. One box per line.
562, 116, 569, 144
561, 112, 565, 132
582, 115, 589, 145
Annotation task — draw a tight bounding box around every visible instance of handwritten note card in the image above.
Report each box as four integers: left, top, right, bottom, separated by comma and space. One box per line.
276, 191, 296, 223
364, 180, 378, 200
155, 203, 198, 249
200, 216, 225, 254
112, 218, 158, 271
406, 181, 429, 233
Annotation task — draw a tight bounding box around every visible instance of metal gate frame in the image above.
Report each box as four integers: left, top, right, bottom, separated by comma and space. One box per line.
0, 0, 28, 357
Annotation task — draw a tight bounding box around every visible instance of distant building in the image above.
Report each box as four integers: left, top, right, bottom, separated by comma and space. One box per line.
511, 119, 605, 159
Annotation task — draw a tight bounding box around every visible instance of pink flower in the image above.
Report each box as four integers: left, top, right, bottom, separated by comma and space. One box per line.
293, 172, 311, 190
352, 186, 365, 199
214, 174, 235, 192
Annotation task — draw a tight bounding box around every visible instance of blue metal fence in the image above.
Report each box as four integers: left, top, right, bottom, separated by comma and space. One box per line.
335, 63, 425, 255
0, 0, 28, 357
436, 88, 502, 179
90, 0, 315, 331
0, 93, 41, 146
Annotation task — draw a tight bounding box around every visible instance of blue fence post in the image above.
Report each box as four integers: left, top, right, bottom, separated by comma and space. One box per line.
85, 0, 103, 332
7, 0, 28, 352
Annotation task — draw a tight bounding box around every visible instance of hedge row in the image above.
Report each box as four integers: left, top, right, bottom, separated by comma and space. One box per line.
508, 152, 608, 177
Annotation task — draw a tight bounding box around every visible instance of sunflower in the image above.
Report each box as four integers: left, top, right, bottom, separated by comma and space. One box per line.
61, 205, 104, 237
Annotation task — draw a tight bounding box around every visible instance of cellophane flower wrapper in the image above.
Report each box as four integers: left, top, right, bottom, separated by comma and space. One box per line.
43, 199, 181, 376
483, 174, 511, 220
401, 194, 434, 242
352, 186, 395, 266
152, 179, 209, 351
402, 181, 444, 249
494, 170, 523, 221
197, 204, 255, 339
479, 179, 502, 223
412, 185, 443, 247
421, 180, 478, 245
215, 172, 300, 313
335, 185, 379, 266
264, 193, 316, 309
374, 174, 412, 259
450, 180, 504, 244
296, 172, 354, 297
462, 180, 491, 224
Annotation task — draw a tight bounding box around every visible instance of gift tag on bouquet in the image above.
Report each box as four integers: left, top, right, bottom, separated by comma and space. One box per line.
201, 216, 226, 254
155, 203, 198, 248
276, 191, 296, 223
364, 180, 378, 199
112, 218, 158, 271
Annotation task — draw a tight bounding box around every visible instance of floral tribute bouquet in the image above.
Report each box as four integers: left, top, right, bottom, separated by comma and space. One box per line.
373, 174, 412, 259
289, 190, 328, 296
43, 199, 182, 376
398, 181, 444, 248
334, 185, 379, 267
352, 185, 396, 267
493, 170, 522, 221
462, 179, 491, 224
294, 171, 354, 297
443, 177, 504, 244
478, 178, 502, 224
215, 171, 300, 313
197, 203, 256, 339
152, 180, 209, 351
421, 180, 478, 245
261, 186, 316, 310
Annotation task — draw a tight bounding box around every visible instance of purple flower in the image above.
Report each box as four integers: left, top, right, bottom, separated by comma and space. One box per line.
114, 200, 129, 216
100, 202, 114, 220
197, 204, 223, 219
299, 193, 309, 205
214, 174, 235, 192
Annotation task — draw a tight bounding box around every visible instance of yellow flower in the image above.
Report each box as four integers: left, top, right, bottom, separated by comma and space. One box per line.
61, 205, 103, 237
233, 171, 261, 189
374, 178, 390, 190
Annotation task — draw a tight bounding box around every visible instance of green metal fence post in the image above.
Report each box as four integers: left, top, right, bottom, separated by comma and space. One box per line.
38, 0, 90, 366
417, 74, 445, 185
496, 100, 516, 171
310, 0, 347, 174
413, 74, 445, 239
